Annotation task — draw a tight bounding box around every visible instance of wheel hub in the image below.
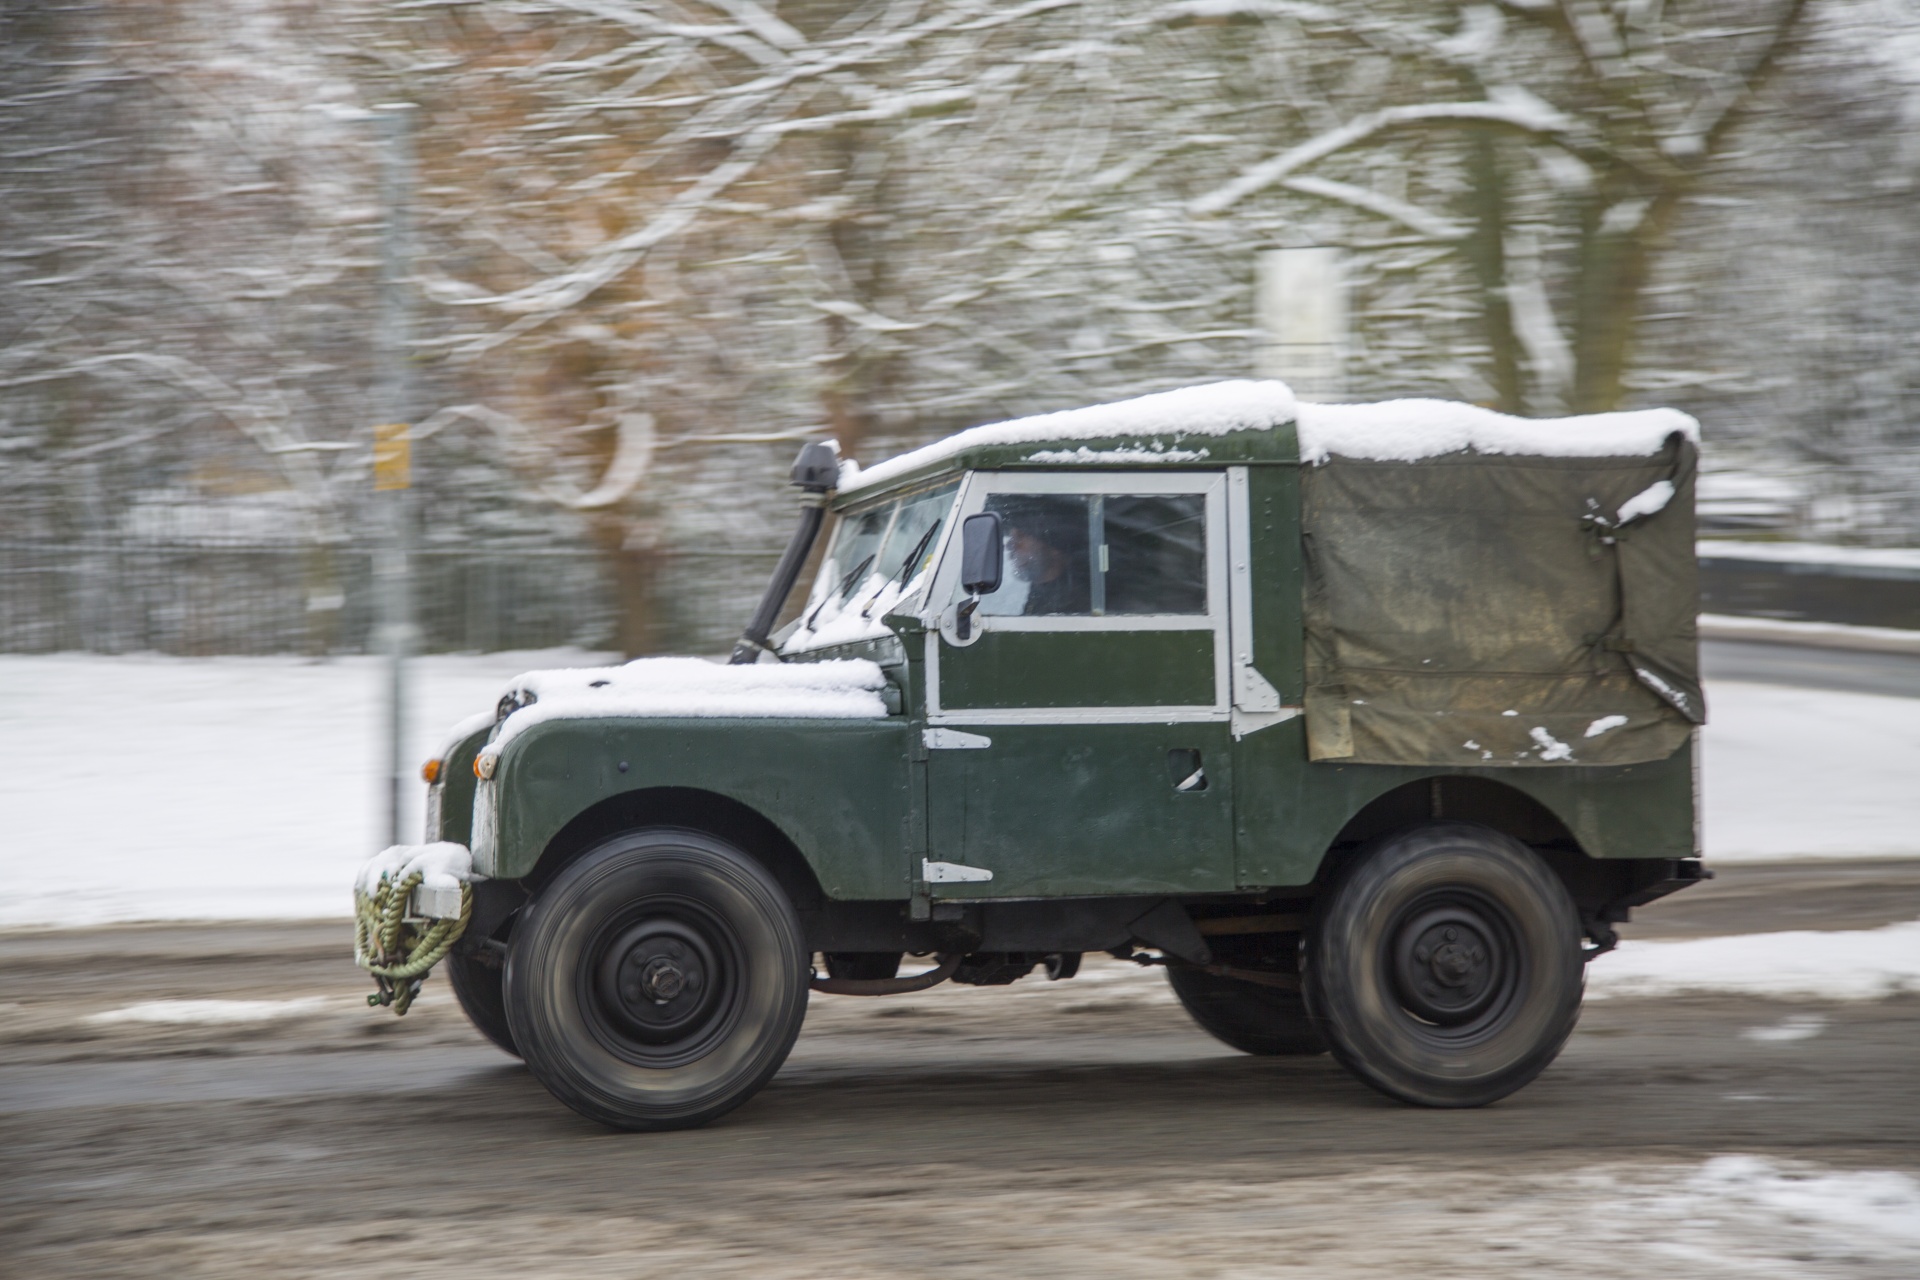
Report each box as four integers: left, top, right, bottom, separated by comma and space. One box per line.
1392, 905, 1505, 1026
595, 918, 726, 1046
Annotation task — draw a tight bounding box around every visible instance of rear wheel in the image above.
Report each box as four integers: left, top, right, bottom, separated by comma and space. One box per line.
1305, 821, 1584, 1108
444, 948, 518, 1057
505, 829, 809, 1131
823, 952, 902, 981
1167, 966, 1326, 1056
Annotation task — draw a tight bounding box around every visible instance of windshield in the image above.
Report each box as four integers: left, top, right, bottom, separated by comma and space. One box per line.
787, 481, 960, 651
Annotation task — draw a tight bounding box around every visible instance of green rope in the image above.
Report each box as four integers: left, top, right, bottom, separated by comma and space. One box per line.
354, 871, 473, 1016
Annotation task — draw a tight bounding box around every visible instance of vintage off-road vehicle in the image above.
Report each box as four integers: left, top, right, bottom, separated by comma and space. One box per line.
372, 380, 1711, 1130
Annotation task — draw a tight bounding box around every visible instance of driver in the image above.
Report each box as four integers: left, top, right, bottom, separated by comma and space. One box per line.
1001, 498, 1090, 615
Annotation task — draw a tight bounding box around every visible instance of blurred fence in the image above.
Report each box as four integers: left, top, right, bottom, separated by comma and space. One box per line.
0, 541, 781, 656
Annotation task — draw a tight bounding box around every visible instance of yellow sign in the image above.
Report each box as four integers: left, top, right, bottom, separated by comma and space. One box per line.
373, 422, 411, 491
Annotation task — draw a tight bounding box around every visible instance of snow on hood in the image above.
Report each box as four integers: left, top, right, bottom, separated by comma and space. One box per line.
837, 380, 1298, 496
1295, 399, 1698, 464
490, 656, 890, 749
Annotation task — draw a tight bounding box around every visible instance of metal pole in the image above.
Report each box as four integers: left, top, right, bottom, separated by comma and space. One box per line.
375, 103, 418, 848
1255, 245, 1349, 400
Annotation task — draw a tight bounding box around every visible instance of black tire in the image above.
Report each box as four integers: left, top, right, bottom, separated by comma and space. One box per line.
444, 948, 519, 1057
504, 829, 809, 1132
1304, 821, 1584, 1108
1166, 966, 1327, 1056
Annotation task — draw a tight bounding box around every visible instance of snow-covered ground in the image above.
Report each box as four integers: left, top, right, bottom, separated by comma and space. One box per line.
0, 655, 1915, 926
1588, 919, 1920, 1001
0, 651, 610, 926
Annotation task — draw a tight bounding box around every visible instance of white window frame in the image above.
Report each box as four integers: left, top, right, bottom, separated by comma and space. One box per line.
924, 470, 1231, 725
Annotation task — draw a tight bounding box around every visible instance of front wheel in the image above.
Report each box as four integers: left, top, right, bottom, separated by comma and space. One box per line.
1305, 822, 1584, 1108
504, 829, 809, 1131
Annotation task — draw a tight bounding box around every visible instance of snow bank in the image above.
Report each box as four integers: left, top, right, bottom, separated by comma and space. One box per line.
1294, 399, 1698, 464
86, 997, 333, 1026
0, 650, 605, 926
0, 655, 1913, 925
492, 655, 889, 748
1686, 1156, 1920, 1248
1588, 919, 1920, 1000
1701, 680, 1920, 860
837, 380, 1296, 495
354, 842, 472, 897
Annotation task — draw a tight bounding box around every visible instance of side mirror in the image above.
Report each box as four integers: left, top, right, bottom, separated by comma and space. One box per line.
960, 512, 1003, 595
955, 512, 1001, 642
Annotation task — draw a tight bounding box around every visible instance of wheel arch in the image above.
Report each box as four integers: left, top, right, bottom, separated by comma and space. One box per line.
522, 787, 827, 915
1315, 775, 1648, 931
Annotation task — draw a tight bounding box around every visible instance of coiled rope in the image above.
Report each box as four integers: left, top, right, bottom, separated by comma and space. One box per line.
354, 871, 472, 1016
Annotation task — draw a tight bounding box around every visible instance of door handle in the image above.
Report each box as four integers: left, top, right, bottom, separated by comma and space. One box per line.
1168, 748, 1208, 792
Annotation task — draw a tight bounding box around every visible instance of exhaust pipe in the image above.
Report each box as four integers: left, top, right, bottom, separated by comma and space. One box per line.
810, 952, 962, 996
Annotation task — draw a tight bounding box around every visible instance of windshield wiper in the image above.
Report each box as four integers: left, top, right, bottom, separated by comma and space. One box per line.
889, 520, 943, 589
806, 553, 875, 629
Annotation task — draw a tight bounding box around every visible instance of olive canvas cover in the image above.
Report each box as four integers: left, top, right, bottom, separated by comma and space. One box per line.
1300, 436, 1701, 767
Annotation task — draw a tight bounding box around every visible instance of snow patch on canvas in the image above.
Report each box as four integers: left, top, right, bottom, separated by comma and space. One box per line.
492, 656, 889, 747
1587, 919, 1920, 1001
838, 381, 1296, 495
1295, 399, 1697, 464
1584, 715, 1628, 738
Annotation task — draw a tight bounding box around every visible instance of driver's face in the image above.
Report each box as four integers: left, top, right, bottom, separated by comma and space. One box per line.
1008, 527, 1063, 584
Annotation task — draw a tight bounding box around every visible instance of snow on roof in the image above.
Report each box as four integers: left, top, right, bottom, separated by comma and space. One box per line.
836, 382, 1699, 495
1295, 399, 1698, 464
490, 656, 890, 749
837, 380, 1299, 496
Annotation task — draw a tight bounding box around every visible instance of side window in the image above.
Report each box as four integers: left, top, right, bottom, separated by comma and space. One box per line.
975, 489, 1208, 618
1105, 494, 1206, 614
983, 494, 1093, 616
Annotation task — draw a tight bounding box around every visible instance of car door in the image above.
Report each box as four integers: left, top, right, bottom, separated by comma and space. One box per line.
920, 471, 1236, 899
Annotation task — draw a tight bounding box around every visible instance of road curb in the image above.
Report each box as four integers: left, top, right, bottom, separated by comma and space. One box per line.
1700, 613, 1920, 656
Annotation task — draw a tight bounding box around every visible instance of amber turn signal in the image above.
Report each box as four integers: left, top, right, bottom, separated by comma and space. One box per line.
420, 758, 442, 785
474, 752, 498, 780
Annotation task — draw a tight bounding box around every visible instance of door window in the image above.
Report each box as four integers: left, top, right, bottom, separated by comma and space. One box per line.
976, 491, 1208, 618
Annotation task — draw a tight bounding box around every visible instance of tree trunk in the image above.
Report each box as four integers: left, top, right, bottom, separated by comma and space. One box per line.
1568, 180, 1686, 413
1463, 128, 1525, 413
588, 515, 662, 659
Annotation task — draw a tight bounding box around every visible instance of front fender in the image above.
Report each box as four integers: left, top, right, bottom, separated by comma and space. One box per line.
473, 716, 914, 899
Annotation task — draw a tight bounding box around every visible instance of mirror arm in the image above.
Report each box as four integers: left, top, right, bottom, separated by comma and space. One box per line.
956, 593, 980, 641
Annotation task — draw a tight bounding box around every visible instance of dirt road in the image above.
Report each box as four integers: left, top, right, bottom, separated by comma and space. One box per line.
4, 861, 1918, 1278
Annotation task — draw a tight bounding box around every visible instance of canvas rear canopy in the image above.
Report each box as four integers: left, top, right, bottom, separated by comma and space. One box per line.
1300, 431, 1701, 768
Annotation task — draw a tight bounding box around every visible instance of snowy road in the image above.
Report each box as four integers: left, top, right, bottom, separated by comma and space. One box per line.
3, 863, 1918, 1279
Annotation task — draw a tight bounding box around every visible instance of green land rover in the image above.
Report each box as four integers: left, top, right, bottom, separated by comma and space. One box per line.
356, 380, 1710, 1131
